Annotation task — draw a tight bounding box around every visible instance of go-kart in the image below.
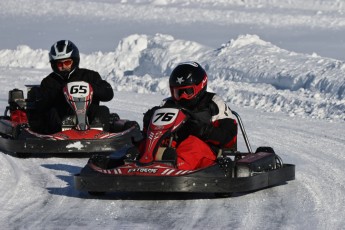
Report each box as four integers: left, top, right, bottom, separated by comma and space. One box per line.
0, 81, 142, 157
74, 106, 295, 196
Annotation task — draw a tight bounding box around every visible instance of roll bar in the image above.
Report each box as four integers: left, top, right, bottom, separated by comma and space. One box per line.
232, 110, 253, 153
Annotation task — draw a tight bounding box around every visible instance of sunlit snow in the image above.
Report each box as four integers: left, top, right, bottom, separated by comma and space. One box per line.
0, 0, 344, 229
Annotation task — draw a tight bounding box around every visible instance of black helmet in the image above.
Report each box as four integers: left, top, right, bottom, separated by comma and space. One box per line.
49, 40, 80, 78
169, 61, 208, 108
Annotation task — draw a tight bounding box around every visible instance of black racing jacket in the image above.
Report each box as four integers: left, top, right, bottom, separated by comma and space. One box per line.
37, 68, 114, 117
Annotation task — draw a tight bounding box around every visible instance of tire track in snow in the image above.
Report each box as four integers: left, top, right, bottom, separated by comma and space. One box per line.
250, 113, 345, 230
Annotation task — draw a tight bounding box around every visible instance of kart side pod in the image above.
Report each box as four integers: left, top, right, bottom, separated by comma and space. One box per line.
236, 151, 277, 177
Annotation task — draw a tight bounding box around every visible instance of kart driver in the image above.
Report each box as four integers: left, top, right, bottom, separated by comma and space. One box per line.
36, 40, 114, 134
142, 61, 237, 170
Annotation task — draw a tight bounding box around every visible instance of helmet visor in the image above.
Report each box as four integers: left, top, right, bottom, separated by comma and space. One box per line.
172, 85, 195, 101
56, 59, 73, 68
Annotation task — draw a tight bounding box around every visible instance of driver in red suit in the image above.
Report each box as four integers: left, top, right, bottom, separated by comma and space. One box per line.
142, 62, 237, 170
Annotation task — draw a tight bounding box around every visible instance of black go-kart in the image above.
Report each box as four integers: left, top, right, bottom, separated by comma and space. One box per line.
0, 81, 142, 157
74, 106, 295, 197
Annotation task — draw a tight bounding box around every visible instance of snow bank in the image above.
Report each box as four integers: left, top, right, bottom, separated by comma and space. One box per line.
0, 34, 344, 121
0, 46, 117, 76
0, 46, 48, 69
107, 34, 345, 120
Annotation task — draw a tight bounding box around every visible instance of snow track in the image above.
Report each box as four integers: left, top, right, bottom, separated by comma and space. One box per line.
0, 94, 344, 229
250, 111, 345, 230
1, 0, 345, 228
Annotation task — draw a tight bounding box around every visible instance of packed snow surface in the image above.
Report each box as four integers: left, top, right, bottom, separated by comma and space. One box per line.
0, 0, 344, 229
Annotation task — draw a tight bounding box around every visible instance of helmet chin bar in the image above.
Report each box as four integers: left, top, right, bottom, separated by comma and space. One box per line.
53, 66, 77, 80
177, 97, 199, 109
59, 70, 71, 78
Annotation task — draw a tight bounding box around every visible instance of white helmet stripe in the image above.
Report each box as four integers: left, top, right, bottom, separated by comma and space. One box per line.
51, 40, 73, 60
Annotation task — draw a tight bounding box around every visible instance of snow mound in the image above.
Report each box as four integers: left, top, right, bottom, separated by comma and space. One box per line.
110, 33, 209, 78
107, 34, 345, 120
0, 46, 48, 69
0, 34, 344, 121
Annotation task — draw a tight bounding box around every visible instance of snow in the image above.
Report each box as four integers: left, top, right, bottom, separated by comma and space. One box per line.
0, 0, 345, 229
66, 142, 84, 151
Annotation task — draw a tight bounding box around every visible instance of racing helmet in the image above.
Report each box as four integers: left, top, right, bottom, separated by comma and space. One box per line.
169, 61, 208, 108
49, 40, 80, 78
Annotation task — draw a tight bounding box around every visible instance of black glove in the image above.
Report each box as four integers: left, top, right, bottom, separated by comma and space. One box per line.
185, 119, 211, 139
124, 120, 140, 130
109, 113, 120, 123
